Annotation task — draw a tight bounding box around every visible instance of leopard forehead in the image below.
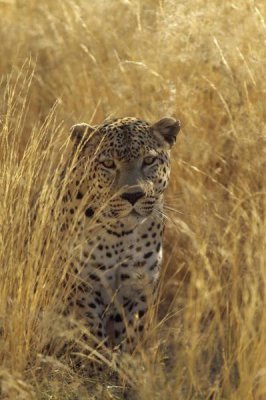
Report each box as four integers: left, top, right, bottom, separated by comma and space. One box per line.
94, 117, 160, 160
100, 117, 150, 134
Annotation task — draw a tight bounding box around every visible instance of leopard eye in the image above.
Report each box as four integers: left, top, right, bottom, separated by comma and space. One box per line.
101, 159, 116, 169
143, 156, 156, 166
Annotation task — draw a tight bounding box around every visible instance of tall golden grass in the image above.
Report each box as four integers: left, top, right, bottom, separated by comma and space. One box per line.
0, 0, 265, 398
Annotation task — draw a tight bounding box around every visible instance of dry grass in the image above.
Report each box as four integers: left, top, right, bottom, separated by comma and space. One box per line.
0, 0, 265, 399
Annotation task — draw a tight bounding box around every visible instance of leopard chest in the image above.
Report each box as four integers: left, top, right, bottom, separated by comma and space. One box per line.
77, 219, 163, 295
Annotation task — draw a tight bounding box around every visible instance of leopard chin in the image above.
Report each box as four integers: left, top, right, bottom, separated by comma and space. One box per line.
115, 210, 146, 227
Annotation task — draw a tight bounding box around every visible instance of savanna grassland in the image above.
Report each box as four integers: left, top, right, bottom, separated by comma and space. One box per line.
0, 1, 265, 399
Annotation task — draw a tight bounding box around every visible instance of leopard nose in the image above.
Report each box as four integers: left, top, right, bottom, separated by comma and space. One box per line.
121, 191, 145, 205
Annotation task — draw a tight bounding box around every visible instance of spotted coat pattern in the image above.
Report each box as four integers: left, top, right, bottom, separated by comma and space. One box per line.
61, 117, 181, 352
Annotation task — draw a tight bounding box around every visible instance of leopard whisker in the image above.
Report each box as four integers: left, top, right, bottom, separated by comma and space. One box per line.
163, 205, 183, 215
153, 208, 170, 223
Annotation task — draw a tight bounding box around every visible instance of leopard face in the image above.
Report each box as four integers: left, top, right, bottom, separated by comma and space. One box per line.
70, 117, 181, 226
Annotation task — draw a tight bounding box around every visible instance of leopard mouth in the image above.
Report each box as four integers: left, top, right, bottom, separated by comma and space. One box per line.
128, 208, 153, 221
130, 209, 141, 217
120, 209, 144, 220
108, 207, 151, 220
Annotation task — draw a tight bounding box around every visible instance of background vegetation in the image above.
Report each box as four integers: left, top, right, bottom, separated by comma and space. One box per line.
0, 0, 265, 398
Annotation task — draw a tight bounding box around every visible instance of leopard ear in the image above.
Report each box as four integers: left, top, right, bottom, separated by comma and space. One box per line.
70, 123, 96, 145
152, 117, 181, 148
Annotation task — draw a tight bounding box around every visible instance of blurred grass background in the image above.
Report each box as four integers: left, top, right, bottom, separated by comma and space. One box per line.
0, 0, 265, 399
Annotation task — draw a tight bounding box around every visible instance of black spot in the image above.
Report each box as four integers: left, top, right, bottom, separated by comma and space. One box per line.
82, 333, 89, 341
145, 241, 151, 247
138, 325, 144, 332
156, 243, 161, 252
95, 297, 102, 305
106, 252, 112, 258
60, 223, 68, 232
135, 261, 145, 267
138, 310, 145, 318
97, 330, 103, 338
76, 300, 85, 308
115, 330, 121, 339
114, 314, 123, 322
89, 273, 100, 281
85, 207, 94, 218
76, 191, 83, 199
121, 273, 130, 281
98, 244, 103, 250
144, 251, 153, 259
140, 295, 146, 302
123, 302, 130, 312
107, 229, 121, 237
70, 208, 75, 214
122, 229, 133, 236
149, 262, 157, 271
88, 302, 96, 308
141, 234, 148, 239
78, 283, 88, 292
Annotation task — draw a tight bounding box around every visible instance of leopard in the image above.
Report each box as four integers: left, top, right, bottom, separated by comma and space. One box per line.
60, 116, 181, 359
